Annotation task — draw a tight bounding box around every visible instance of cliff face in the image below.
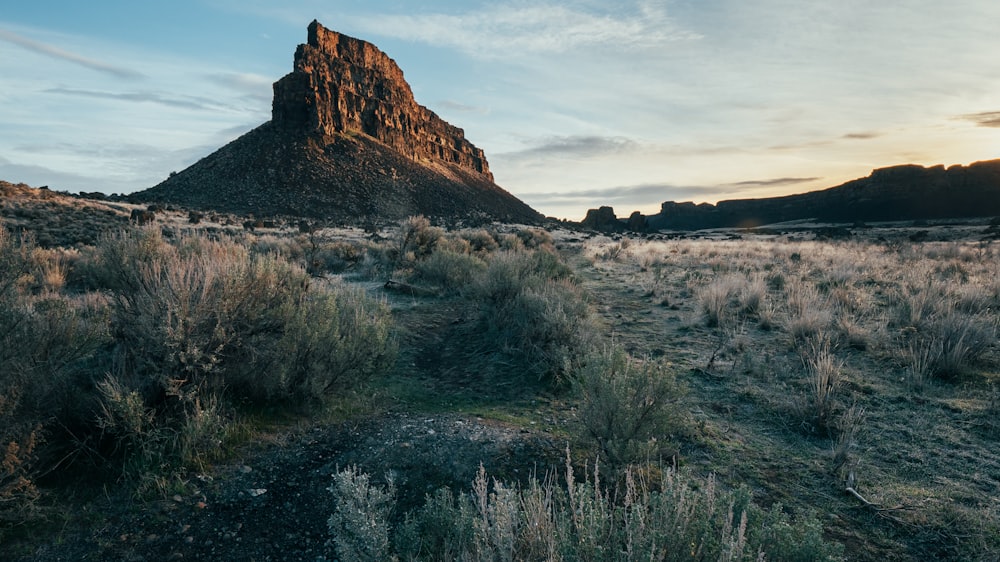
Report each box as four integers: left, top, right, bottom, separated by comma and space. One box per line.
645, 160, 1000, 230
133, 21, 541, 224
272, 21, 492, 178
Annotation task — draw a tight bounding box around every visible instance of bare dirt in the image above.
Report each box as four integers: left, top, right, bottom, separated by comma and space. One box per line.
13, 412, 560, 561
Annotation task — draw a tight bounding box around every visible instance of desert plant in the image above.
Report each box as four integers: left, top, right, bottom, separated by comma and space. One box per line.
328, 466, 397, 562
697, 274, 743, 328
396, 215, 443, 265
472, 249, 591, 382
0, 226, 110, 521
411, 249, 486, 293
396, 488, 476, 561
259, 285, 397, 404
922, 306, 995, 379
90, 230, 396, 473
343, 460, 843, 561
802, 340, 843, 433
572, 346, 685, 469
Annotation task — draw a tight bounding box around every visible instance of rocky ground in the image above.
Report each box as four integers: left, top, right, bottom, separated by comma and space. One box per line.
13, 412, 561, 561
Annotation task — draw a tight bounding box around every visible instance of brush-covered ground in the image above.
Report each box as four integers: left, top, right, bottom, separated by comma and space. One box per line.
1, 187, 998, 560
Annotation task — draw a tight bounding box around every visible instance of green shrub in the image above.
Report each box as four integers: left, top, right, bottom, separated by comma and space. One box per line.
328, 466, 397, 562
89, 230, 396, 473
396, 215, 443, 265
336, 461, 844, 561
411, 250, 486, 293
572, 346, 685, 468
260, 285, 397, 404
473, 250, 593, 382
0, 225, 109, 521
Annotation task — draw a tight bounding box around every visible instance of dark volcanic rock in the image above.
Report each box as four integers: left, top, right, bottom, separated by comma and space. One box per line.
647, 160, 1000, 230
580, 206, 624, 232
133, 21, 542, 225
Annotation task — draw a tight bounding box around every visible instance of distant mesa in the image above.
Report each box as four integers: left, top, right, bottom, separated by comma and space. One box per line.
133, 21, 542, 224
581, 160, 1000, 232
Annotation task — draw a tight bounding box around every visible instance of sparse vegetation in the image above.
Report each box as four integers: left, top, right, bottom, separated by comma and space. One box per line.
333, 459, 843, 561
572, 346, 685, 469
4, 202, 1000, 560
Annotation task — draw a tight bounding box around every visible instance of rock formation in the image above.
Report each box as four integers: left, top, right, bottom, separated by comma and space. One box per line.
646, 160, 1000, 230
133, 21, 542, 224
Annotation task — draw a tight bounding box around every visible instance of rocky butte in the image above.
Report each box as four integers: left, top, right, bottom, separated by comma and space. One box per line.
580, 160, 1000, 232
134, 21, 542, 224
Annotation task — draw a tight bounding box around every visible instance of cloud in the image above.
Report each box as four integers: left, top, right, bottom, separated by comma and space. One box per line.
345, 0, 699, 58
842, 132, 881, 140
44, 87, 233, 112
205, 72, 274, 100
727, 177, 821, 188
0, 28, 145, 80
523, 182, 737, 211
959, 111, 1000, 128
435, 100, 488, 114
497, 135, 639, 161
0, 155, 137, 193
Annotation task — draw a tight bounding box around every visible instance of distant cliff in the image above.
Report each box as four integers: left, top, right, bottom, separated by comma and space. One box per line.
643, 160, 1000, 230
133, 21, 541, 224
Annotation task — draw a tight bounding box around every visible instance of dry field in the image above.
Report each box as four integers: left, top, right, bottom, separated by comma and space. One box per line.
570, 226, 1000, 560
2, 196, 998, 560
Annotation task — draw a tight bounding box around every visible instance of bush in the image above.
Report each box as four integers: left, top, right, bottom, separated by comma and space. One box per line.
472, 250, 593, 382
328, 466, 396, 562
411, 250, 486, 293
89, 230, 396, 473
396, 215, 443, 265
572, 346, 685, 468
0, 226, 109, 521
335, 461, 844, 561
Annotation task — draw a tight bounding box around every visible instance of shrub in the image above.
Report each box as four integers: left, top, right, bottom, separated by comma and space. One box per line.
802, 340, 843, 433
411, 250, 486, 293
472, 250, 593, 381
572, 346, 685, 469
396, 215, 443, 264
0, 226, 109, 521
258, 285, 397, 404
89, 230, 396, 473
328, 466, 396, 562
338, 461, 844, 561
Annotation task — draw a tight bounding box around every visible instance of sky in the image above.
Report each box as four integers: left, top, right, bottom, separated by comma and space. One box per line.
2, 1, 1000, 220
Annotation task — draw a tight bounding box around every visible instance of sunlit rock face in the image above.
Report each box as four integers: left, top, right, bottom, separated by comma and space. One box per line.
272, 20, 492, 179
135, 21, 541, 224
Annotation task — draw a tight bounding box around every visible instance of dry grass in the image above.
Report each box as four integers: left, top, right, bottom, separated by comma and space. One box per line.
577, 230, 1000, 560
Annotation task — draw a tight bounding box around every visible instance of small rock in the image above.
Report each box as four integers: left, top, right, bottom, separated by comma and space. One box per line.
249, 488, 267, 497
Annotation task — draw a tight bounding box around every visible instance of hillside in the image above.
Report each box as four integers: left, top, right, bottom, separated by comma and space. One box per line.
646, 160, 1000, 230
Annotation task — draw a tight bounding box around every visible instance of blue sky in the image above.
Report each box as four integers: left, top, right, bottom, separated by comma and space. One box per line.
2, 0, 1000, 220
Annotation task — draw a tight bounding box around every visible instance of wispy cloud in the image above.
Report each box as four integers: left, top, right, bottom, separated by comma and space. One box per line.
842, 131, 881, 140
205, 72, 273, 101
44, 87, 235, 112
435, 100, 488, 114
0, 28, 145, 79
498, 135, 639, 161
959, 111, 1000, 128
727, 177, 820, 188
523, 182, 746, 211
345, 1, 699, 58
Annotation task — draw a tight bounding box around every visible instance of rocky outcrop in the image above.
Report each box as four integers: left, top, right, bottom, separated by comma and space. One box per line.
272, 21, 491, 178
580, 206, 624, 232
133, 21, 541, 225
646, 160, 1000, 230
